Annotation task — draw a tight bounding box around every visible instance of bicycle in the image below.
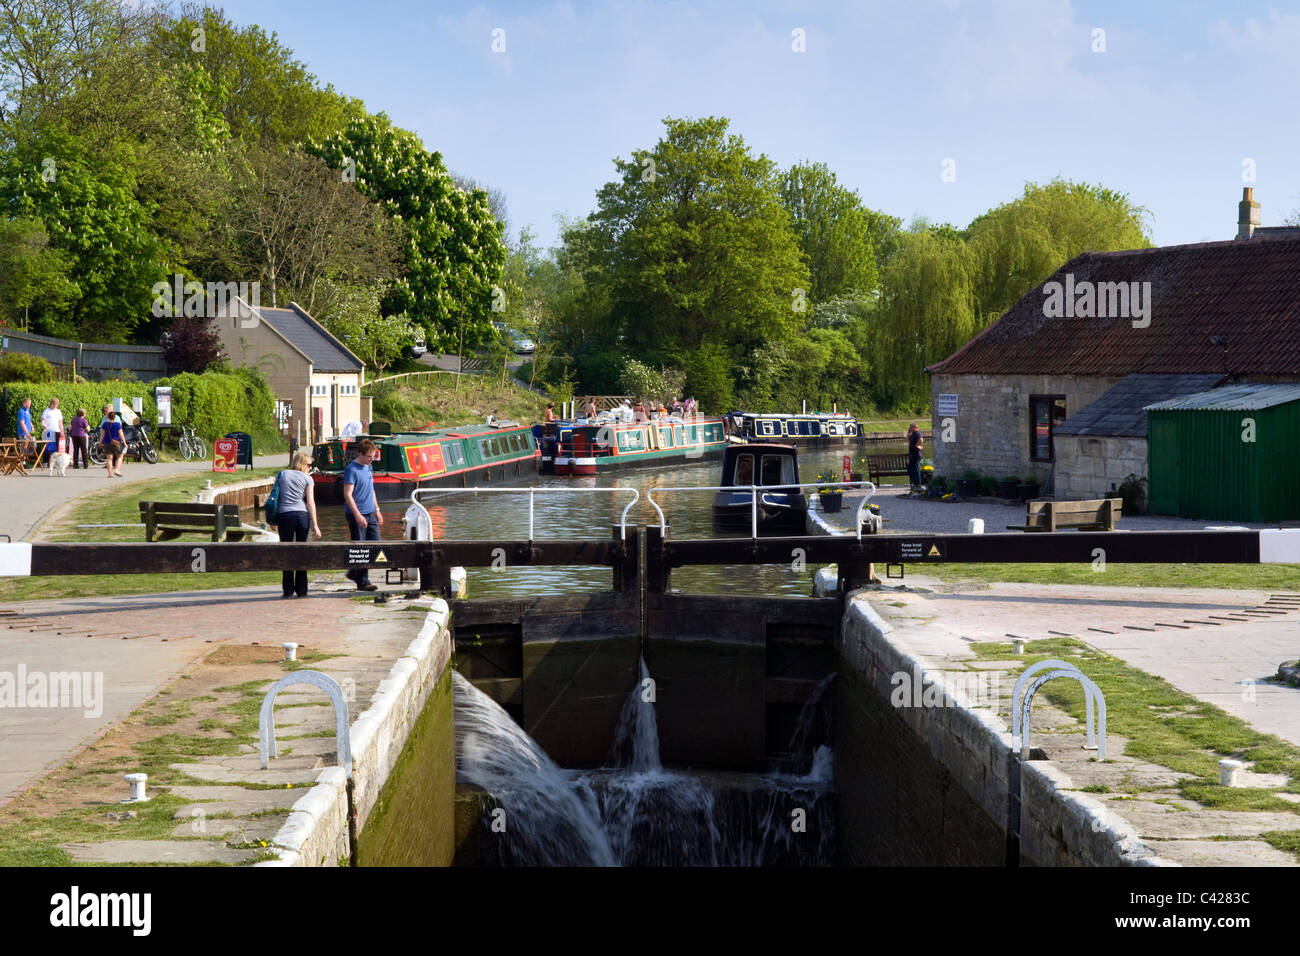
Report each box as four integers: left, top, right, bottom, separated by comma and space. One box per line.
178, 424, 207, 461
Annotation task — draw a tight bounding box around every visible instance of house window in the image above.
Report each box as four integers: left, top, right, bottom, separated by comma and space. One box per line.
1029, 395, 1067, 461
311, 384, 328, 397
339, 384, 358, 396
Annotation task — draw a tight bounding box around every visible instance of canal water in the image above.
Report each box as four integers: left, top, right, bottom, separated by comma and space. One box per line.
315, 445, 867, 598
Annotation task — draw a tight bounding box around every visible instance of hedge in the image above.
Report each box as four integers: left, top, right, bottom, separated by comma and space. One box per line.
2, 368, 284, 453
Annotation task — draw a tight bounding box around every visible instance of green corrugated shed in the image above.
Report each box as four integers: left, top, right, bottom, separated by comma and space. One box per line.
1145, 384, 1300, 522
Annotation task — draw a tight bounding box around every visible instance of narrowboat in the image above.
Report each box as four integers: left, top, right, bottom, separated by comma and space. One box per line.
725, 411, 858, 444
711, 442, 807, 534
533, 416, 728, 475
312, 418, 540, 502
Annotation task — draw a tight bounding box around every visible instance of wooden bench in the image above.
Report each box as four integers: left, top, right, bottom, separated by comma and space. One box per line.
139, 502, 247, 542
1007, 498, 1122, 532
864, 453, 912, 484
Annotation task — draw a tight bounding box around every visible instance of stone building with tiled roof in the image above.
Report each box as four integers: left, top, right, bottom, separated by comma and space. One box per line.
214, 299, 365, 447
924, 188, 1300, 500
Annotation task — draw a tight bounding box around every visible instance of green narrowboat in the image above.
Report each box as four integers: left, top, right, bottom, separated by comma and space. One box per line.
312, 419, 540, 502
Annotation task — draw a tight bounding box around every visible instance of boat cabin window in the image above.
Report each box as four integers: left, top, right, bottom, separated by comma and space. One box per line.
734, 453, 754, 485
760, 454, 795, 486
618, 429, 644, 451
443, 443, 465, 468
673, 425, 684, 445
659, 426, 673, 447
756, 419, 778, 437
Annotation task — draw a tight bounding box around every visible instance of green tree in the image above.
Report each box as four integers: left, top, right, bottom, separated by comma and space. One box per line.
0, 131, 170, 341
313, 279, 414, 375
777, 161, 899, 302
0, 217, 76, 329
307, 114, 507, 353
148, 4, 365, 147
575, 116, 808, 410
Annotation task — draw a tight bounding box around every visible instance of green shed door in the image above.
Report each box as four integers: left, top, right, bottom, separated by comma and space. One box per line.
1148, 417, 1179, 515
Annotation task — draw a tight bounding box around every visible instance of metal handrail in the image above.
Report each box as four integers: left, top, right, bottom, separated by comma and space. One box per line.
1011, 658, 1107, 760
410, 486, 642, 541
259, 671, 352, 776
646, 481, 877, 539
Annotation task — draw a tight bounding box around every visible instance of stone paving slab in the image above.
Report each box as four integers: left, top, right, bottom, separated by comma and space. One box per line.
167, 786, 311, 818
1097, 802, 1300, 839
169, 762, 324, 785
1147, 839, 1297, 867
169, 816, 284, 841
61, 839, 261, 865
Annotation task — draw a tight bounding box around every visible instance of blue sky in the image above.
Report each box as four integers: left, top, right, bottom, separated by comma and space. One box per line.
215, 0, 1300, 250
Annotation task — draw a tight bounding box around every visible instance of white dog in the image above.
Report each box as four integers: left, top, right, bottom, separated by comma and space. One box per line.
49, 452, 71, 476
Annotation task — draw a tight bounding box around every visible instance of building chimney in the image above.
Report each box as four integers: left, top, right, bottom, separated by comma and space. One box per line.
1237, 187, 1260, 239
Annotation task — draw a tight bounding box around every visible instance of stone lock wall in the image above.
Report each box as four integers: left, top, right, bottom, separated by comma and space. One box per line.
930, 373, 1122, 485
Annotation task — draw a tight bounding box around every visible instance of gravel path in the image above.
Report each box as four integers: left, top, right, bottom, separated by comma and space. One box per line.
825, 485, 1276, 535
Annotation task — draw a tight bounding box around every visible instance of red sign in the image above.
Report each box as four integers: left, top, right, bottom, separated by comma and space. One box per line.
842, 455, 851, 483
213, 438, 237, 473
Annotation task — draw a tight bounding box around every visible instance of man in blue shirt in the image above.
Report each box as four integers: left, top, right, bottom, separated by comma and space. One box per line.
15, 398, 33, 455
342, 438, 384, 591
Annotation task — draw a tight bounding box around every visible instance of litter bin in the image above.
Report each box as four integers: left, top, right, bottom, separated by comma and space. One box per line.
224, 432, 253, 470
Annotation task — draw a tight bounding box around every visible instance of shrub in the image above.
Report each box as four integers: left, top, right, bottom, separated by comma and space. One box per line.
2, 368, 282, 453
978, 477, 997, 496
1117, 472, 1148, 516
0, 353, 57, 384
960, 467, 979, 480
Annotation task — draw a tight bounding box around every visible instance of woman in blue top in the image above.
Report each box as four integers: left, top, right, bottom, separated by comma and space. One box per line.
100, 410, 126, 477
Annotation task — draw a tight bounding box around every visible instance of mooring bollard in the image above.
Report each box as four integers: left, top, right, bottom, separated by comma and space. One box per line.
1011, 638, 1027, 655
1219, 758, 1245, 787
123, 773, 148, 803
282, 642, 298, 662
968, 518, 985, 534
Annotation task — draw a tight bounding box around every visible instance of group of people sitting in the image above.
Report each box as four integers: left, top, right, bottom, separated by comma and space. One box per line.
543, 396, 701, 425
629, 396, 697, 423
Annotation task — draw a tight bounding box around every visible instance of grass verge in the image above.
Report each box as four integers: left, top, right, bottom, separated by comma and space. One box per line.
970, 637, 1300, 811
936, 562, 1300, 590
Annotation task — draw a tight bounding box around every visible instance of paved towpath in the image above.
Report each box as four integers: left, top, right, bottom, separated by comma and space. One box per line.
0, 582, 403, 807
1, 453, 288, 543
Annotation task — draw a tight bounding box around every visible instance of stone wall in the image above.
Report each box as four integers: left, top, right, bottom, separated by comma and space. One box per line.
929, 373, 1121, 485
1053, 435, 1147, 500
258, 599, 454, 866
835, 596, 1169, 866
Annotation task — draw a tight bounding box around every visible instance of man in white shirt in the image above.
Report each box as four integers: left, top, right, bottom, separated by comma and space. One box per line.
40, 398, 64, 455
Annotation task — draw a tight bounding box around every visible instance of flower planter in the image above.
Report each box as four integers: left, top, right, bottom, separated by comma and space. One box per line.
1017, 482, 1040, 501
820, 493, 843, 513
850, 471, 864, 484
955, 478, 980, 497
996, 479, 1019, 499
